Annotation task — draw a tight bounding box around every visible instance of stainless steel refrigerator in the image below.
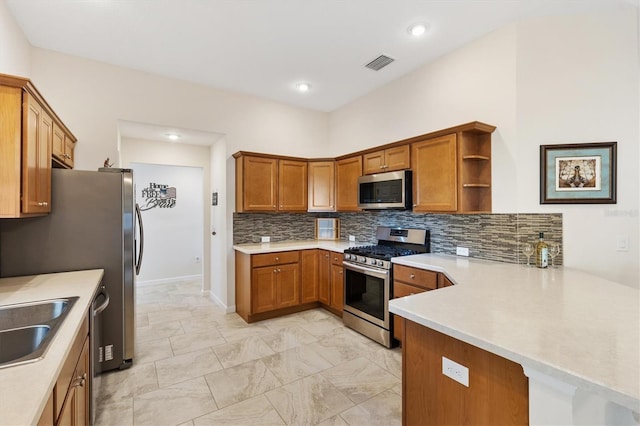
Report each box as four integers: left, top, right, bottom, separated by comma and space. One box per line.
0, 168, 143, 373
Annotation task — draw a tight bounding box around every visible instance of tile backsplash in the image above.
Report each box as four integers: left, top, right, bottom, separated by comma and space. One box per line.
233, 211, 563, 265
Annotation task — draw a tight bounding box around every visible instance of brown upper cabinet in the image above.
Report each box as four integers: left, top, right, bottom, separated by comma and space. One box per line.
335, 156, 362, 212
52, 122, 76, 169
0, 74, 77, 218
308, 160, 335, 212
234, 152, 308, 212
362, 145, 410, 175
412, 122, 494, 213
233, 121, 494, 215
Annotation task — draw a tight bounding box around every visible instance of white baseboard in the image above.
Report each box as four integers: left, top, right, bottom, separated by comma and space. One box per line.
208, 291, 236, 313
136, 274, 203, 287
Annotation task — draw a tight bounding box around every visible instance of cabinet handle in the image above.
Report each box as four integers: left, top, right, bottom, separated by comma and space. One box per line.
72, 373, 87, 387
410, 274, 415, 279
37, 202, 48, 206
277, 268, 281, 272
273, 269, 277, 273
275, 257, 279, 261
325, 254, 329, 258
339, 270, 343, 274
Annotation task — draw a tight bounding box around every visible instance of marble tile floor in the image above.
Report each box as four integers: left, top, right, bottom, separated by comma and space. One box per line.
95, 279, 402, 426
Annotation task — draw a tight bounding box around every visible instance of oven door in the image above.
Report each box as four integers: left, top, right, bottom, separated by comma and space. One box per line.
343, 261, 390, 329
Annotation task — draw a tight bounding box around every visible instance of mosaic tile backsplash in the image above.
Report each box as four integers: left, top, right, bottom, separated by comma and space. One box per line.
233, 211, 563, 265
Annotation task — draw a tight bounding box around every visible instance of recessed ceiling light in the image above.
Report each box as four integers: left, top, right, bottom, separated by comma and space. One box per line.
408, 23, 429, 37
296, 82, 311, 93
165, 133, 180, 141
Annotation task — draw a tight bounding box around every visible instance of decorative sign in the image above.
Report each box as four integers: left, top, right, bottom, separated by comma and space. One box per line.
141, 183, 177, 211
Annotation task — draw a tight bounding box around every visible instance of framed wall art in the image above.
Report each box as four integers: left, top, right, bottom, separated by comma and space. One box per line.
540, 142, 617, 204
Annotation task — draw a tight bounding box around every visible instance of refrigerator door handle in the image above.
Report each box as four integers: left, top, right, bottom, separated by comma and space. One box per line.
135, 203, 144, 275
93, 287, 110, 316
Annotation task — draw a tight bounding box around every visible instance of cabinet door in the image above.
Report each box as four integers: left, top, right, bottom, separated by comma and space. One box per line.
392, 282, 428, 342
241, 156, 278, 212
52, 122, 66, 164
362, 150, 385, 175
22, 94, 52, 214
251, 266, 278, 313
384, 145, 410, 172
438, 273, 454, 288
329, 264, 344, 312
308, 161, 335, 211
335, 156, 362, 211
318, 250, 330, 305
279, 159, 307, 211
412, 134, 457, 212
300, 250, 319, 304
276, 263, 300, 308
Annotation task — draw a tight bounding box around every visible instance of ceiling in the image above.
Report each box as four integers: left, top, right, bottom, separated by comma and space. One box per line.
5, 0, 633, 113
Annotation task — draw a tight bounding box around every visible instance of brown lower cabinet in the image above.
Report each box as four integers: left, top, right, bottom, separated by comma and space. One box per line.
236, 249, 344, 323
402, 319, 528, 425
38, 312, 90, 426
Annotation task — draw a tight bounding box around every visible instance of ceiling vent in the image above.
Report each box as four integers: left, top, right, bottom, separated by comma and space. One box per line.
365, 55, 395, 71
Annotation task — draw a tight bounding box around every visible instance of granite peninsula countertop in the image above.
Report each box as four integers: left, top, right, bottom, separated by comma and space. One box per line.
233, 239, 356, 254
389, 254, 640, 412
0, 270, 104, 426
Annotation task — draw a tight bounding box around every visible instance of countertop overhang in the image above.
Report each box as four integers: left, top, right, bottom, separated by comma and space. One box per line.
389, 254, 640, 412
0, 269, 104, 425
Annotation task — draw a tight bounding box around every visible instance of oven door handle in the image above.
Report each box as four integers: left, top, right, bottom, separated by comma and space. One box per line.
343, 261, 390, 279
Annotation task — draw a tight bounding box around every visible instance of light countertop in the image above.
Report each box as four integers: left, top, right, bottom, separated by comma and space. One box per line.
389, 254, 640, 412
0, 270, 104, 426
233, 239, 356, 254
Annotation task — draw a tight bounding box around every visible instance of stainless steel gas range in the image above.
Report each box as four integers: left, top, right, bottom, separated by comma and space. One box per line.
342, 226, 430, 347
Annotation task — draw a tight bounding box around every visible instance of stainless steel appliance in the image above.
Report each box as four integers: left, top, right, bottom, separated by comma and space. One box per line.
343, 226, 429, 347
357, 170, 412, 210
0, 168, 144, 375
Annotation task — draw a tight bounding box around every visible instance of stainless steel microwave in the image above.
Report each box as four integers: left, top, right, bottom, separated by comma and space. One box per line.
357, 170, 412, 210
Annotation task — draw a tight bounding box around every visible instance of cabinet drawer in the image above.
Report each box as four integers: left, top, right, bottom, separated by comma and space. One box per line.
252, 251, 300, 267
330, 252, 344, 266
393, 265, 437, 290
393, 281, 428, 299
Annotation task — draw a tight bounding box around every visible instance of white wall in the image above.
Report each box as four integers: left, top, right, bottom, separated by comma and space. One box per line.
131, 162, 203, 284
0, 0, 30, 77
120, 137, 214, 292
329, 7, 639, 286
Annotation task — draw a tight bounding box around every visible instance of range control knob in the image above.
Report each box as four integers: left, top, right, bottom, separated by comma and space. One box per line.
344, 254, 351, 261
370, 259, 377, 265
377, 260, 384, 267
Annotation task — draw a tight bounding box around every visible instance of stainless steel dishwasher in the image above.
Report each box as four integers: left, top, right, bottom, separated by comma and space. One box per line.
91, 286, 110, 424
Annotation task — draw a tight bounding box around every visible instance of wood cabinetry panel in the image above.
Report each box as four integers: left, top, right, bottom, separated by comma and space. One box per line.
330, 263, 344, 312
251, 266, 278, 313
241, 156, 278, 211
301, 249, 319, 304
318, 250, 330, 305
252, 251, 300, 268
402, 320, 528, 425
308, 161, 335, 211
392, 281, 428, 341
412, 134, 458, 212
335, 156, 362, 211
277, 263, 300, 308
394, 265, 437, 290
279, 159, 307, 211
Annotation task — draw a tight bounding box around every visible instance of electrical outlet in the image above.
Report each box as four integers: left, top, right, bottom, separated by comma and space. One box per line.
442, 356, 469, 387
261, 236, 270, 243
456, 247, 469, 257
348, 235, 356, 242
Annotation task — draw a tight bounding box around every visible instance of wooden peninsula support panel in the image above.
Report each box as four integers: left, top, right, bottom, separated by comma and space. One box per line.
402, 319, 529, 425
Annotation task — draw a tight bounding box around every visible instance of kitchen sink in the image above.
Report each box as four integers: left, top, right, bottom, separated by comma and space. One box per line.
0, 297, 78, 369
0, 325, 51, 365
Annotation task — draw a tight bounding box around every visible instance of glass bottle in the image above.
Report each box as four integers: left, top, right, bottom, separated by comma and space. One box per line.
535, 232, 548, 268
